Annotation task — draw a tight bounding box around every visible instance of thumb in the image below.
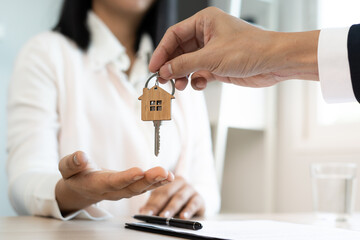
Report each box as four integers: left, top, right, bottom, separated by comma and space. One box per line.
159, 49, 207, 79
58, 151, 89, 179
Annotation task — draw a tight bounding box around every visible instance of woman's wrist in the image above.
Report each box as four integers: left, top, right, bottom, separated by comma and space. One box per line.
55, 179, 98, 216
270, 30, 320, 81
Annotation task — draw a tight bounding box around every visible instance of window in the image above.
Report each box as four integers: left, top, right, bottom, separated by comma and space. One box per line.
291, 0, 360, 152
150, 100, 162, 111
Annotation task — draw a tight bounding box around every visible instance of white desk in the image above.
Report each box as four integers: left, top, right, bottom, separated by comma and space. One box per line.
1, 213, 360, 239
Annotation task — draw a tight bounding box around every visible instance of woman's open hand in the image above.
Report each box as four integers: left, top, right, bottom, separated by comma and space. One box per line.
55, 151, 174, 216
139, 176, 205, 219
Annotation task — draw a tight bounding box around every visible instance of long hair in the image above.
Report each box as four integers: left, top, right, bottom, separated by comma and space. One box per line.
53, 0, 178, 51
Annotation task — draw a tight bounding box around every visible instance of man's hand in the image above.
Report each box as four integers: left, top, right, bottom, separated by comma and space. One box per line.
55, 151, 174, 215
139, 176, 205, 219
149, 7, 319, 91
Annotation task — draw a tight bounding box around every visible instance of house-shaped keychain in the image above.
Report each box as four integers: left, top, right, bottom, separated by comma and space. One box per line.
138, 73, 175, 121
138, 73, 175, 156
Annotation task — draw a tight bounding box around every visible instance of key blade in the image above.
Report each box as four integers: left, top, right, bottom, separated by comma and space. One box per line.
154, 121, 160, 157
153, 120, 161, 157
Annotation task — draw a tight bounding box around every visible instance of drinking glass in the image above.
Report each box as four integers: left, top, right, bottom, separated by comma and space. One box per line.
311, 162, 357, 221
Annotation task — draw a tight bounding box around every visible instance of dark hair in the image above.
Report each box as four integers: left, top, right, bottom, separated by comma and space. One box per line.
53, 0, 178, 51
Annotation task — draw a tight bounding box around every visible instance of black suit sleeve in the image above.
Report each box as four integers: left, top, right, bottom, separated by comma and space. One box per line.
347, 24, 360, 103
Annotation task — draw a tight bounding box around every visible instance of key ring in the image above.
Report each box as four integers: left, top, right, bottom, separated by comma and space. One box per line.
145, 72, 175, 96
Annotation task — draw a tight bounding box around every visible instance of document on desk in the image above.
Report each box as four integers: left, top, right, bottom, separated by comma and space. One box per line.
125, 220, 360, 240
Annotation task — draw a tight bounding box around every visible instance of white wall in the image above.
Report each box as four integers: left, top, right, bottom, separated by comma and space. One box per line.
221, 129, 266, 213
275, 81, 360, 212
206, 0, 278, 213
0, 0, 62, 216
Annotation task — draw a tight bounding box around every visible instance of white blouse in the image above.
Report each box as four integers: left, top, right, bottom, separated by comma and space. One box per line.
7, 12, 220, 220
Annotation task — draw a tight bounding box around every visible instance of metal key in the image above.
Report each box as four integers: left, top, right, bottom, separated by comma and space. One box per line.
138, 73, 176, 157
153, 120, 161, 156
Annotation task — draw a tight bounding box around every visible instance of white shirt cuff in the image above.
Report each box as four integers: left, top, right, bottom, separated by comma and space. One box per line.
31, 173, 112, 221
318, 27, 357, 103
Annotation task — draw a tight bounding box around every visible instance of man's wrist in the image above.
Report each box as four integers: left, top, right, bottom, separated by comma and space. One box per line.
271, 30, 320, 80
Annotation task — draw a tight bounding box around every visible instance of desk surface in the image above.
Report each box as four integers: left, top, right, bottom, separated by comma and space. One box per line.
1, 213, 360, 240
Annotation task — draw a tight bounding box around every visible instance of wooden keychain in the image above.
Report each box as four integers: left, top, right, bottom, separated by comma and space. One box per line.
138, 72, 175, 156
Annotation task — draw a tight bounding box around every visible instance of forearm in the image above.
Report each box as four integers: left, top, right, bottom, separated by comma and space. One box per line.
55, 179, 98, 216
270, 30, 320, 81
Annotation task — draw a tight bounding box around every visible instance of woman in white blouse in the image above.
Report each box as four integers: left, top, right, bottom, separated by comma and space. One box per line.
7, 0, 220, 220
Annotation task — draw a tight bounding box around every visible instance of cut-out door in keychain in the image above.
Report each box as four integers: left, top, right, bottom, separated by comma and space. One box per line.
138, 73, 175, 157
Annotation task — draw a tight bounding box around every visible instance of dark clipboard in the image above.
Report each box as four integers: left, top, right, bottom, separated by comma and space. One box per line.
125, 222, 231, 240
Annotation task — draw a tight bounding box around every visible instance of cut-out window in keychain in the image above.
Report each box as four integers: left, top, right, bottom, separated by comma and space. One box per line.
138, 72, 175, 157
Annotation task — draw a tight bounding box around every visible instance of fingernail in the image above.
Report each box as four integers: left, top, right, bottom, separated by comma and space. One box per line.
161, 63, 173, 78
183, 212, 190, 219
73, 154, 80, 166
133, 175, 144, 181
155, 176, 165, 182
163, 211, 170, 218
140, 210, 153, 215
160, 180, 169, 185
195, 80, 206, 89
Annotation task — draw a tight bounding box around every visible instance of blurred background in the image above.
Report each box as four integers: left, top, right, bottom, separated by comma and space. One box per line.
1, 0, 360, 217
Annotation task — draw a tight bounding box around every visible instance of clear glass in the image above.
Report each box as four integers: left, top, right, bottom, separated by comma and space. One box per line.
311, 163, 357, 222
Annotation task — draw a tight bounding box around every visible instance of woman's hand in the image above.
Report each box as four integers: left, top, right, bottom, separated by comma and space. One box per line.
149, 7, 319, 91
55, 151, 174, 216
139, 176, 205, 219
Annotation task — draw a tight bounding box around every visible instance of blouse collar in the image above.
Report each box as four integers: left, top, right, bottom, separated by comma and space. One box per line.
86, 11, 153, 73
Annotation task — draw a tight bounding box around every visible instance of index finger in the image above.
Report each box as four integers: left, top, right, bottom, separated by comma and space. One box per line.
102, 167, 174, 200
149, 13, 200, 73
126, 167, 174, 193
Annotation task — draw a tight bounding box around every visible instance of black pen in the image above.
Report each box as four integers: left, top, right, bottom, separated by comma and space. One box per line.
133, 214, 203, 230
